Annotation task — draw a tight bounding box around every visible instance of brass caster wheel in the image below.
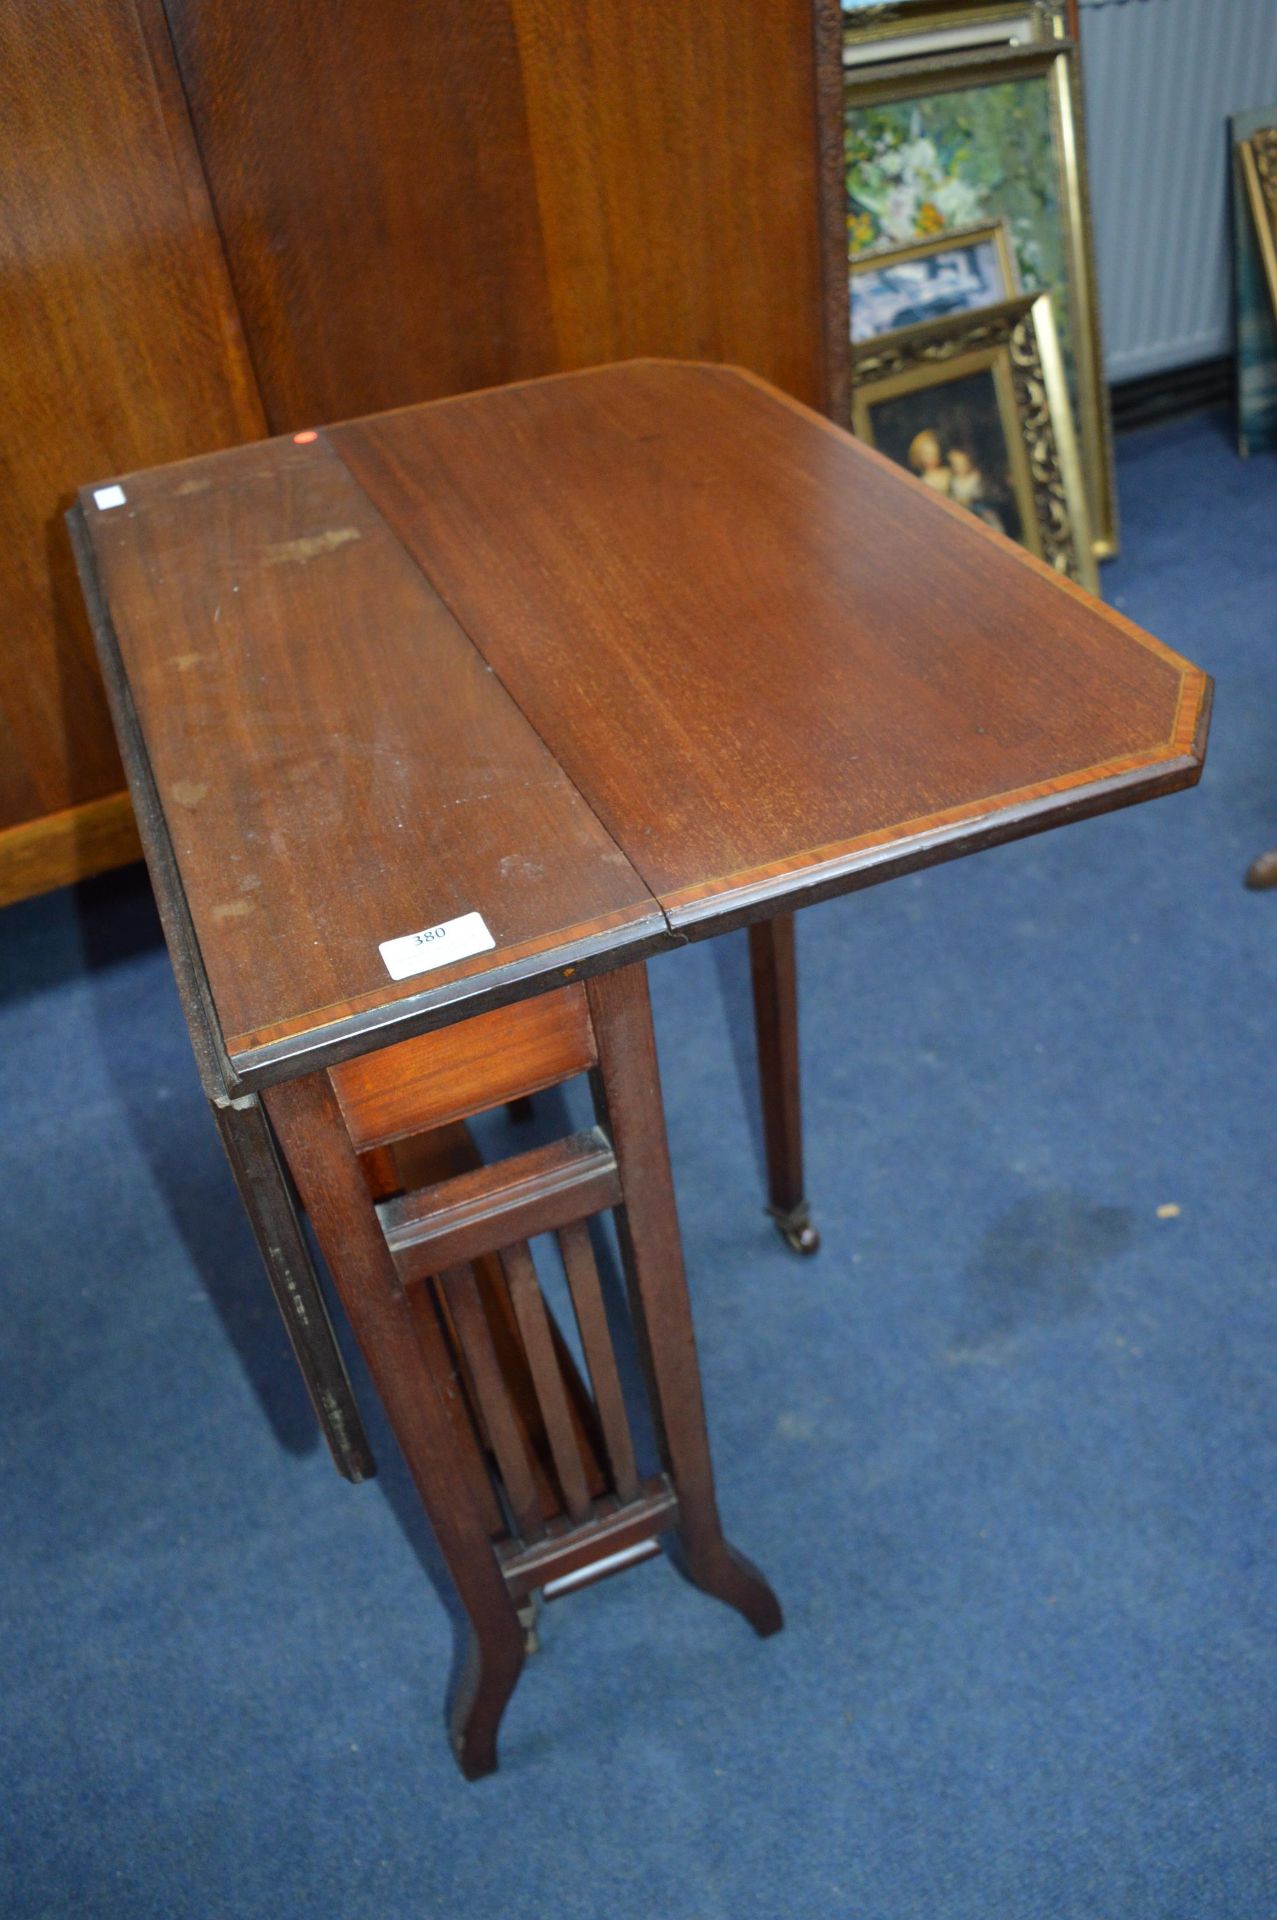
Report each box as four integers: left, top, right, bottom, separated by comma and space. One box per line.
767, 1203, 820, 1256
516, 1592, 540, 1655
1245, 848, 1277, 890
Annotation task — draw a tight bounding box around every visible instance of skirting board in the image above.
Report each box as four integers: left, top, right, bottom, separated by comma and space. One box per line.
0, 790, 141, 909
1110, 356, 1232, 436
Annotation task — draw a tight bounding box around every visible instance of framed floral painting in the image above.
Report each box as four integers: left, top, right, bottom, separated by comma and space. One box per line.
845, 85, 1061, 284
841, 37, 1115, 559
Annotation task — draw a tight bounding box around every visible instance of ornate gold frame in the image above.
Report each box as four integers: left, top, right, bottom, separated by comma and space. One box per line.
842, 0, 1065, 68
850, 218, 1019, 339
851, 291, 1098, 593
1239, 128, 1277, 323
837, 29, 1116, 561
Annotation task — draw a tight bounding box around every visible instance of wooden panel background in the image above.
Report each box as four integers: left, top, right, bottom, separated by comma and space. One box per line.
1, 0, 833, 903
160, 0, 559, 429
0, 0, 265, 902
163, 0, 832, 427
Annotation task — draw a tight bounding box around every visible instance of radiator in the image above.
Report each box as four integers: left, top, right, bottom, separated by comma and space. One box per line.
1080, 0, 1277, 381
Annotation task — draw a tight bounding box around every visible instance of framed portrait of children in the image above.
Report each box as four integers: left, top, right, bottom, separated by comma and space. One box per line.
841, 37, 1116, 560
851, 220, 1018, 342
851, 291, 1097, 592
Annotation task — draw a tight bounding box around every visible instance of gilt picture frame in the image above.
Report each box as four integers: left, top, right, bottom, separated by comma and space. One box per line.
851, 291, 1097, 592
850, 219, 1018, 342
837, 33, 1116, 559
841, 0, 1067, 69
1236, 119, 1277, 455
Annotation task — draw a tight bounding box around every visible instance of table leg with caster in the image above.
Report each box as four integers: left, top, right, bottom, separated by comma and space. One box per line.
748, 914, 820, 1255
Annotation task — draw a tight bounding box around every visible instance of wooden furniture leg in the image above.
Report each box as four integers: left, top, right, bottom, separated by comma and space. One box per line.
497, 915, 818, 1253
748, 913, 820, 1254
263, 1070, 527, 1781
213, 1095, 376, 1481
265, 975, 779, 1775
586, 964, 783, 1638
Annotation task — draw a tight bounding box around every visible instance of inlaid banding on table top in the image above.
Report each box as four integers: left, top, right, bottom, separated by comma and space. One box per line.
76, 431, 663, 1067
660, 675, 1211, 926
330, 360, 1209, 915
225, 897, 668, 1073
77, 359, 1209, 1077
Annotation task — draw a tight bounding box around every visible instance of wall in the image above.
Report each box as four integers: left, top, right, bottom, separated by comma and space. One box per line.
1080, 0, 1277, 380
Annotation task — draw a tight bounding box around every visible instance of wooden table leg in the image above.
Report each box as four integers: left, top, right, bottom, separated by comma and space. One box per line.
264, 1070, 526, 1781
1245, 848, 1277, 888
748, 913, 819, 1254
213, 1095, 376, 1481
586, 963, 783, 1640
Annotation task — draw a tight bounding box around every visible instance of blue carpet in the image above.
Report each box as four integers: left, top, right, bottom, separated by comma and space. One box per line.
2, 408, 1275, 1917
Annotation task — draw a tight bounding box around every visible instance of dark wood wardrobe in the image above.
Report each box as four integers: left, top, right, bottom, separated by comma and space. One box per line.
0, 0, 841, 905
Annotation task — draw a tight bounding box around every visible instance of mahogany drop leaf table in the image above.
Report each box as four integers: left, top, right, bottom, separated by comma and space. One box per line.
71, 361, 1210, 1775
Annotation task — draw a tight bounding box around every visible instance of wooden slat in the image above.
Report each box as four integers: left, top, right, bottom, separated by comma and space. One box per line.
331, 985, 596, 1151
437, 1265, 546, 1544
78, 432, 662, 1073
500, 1481, 678, 1599
557, 1219, 641, 1506
387, 1118, 609, 1518
358, 1144, 402, 1202
502, 1242, 593, 1526
402, 1277, 507, 1541
379, 1130, 621, 1282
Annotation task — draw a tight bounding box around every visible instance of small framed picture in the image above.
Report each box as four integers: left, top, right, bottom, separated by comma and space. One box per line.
850, 220, 1018, 343
851, 290, 1097, 591
840, 0, 1056, 66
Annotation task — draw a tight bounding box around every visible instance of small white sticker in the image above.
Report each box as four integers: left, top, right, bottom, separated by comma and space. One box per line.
379, 910, 495, 981
93, 485, 127, 511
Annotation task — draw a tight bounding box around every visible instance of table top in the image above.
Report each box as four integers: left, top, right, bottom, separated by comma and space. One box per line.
72, 361, 1210, 1095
